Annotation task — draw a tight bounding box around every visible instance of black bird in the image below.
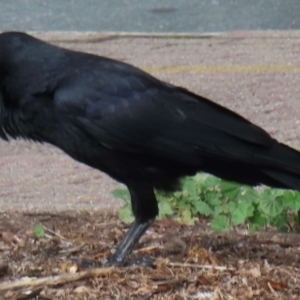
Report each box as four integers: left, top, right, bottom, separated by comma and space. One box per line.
1, 32, 300, 267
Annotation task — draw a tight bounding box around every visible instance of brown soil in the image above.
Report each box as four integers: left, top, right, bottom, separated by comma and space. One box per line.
1, 212, 300, 299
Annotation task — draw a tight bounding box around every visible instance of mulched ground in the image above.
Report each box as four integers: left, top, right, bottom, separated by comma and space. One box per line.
1, 212, 300, 299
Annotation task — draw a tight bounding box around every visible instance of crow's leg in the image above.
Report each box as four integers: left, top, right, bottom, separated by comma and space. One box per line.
73, 183, 158, 268
106, 183, 158, 267
106, 216, 155, 267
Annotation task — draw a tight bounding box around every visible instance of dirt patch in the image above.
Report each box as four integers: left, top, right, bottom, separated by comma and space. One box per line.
0, 212, 300, 299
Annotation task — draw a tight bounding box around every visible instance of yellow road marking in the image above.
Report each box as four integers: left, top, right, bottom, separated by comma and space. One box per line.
143, 65, 300, 74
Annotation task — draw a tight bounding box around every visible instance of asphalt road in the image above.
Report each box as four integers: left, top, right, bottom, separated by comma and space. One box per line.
0, 0, 300, 33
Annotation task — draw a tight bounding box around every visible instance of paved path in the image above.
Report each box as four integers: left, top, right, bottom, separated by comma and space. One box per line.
0, 0, 300, 32
1, 31, 300, 212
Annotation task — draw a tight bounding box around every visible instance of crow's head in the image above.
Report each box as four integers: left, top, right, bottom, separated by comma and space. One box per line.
0, 32, 52, 72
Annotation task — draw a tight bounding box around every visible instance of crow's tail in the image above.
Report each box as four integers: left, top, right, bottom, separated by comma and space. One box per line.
258, 142, 300, 190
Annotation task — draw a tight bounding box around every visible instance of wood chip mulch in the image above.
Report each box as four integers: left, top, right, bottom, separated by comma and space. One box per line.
0, 211, 300, 299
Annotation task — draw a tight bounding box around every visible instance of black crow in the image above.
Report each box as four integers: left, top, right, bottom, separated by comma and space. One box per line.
1, 32, 300, 267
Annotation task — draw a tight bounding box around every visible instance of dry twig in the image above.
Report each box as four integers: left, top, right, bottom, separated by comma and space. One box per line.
168, 262, 234, 271
0, 267, 114, 291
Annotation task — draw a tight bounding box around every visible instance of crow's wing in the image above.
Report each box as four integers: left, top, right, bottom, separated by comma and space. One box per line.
53, 64, 274, 165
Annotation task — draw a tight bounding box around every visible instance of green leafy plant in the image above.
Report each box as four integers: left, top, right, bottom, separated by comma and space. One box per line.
34, 225, 45, 238
112, 173, 300, 232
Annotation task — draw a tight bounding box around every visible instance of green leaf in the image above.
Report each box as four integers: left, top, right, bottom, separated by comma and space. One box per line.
193, 201, 213, 216
259, 192, 283, 217
182, 177, 195, 190
231, 203, 254, 225
249, 207, 267, 230
223, 201, 237, 214
282, 191, 300, 212
214, 205, 224, 216
270, 213, 288, 232
211, 215, 230, 231
219, 181, 242, 200
194, 173, 208, 184
34, 225, 45, 238
158, 201, 174, 218
242, 187, 260, 204
204, 192, 221, 206
118, 206, 134, 224
111, 188, 130, 202
263, 188, 284, 198
181, 178, 199, 199
250, 223, 261, 231
180, 208, 195, 225
203, 175, 220, 188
